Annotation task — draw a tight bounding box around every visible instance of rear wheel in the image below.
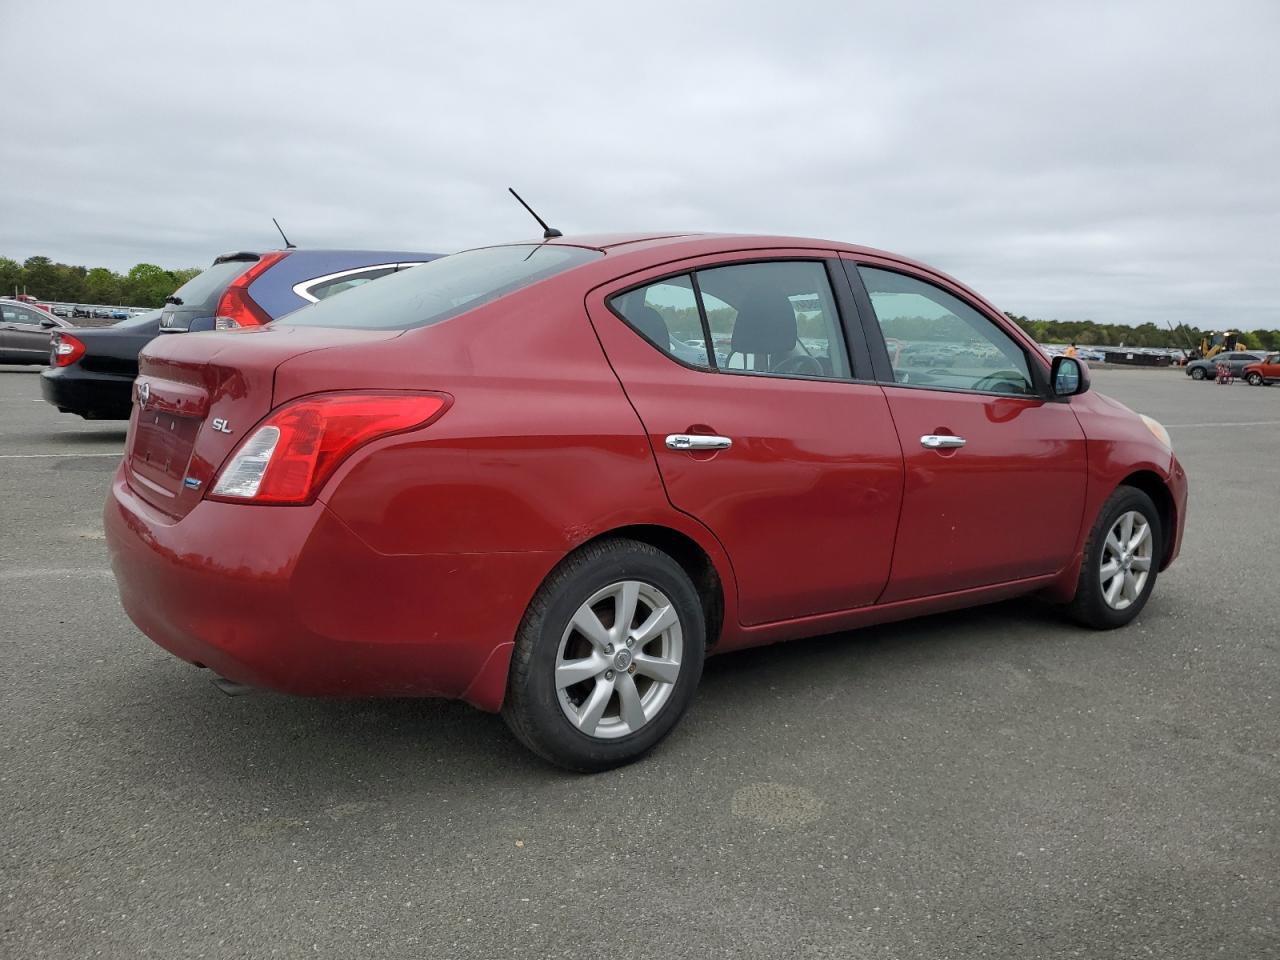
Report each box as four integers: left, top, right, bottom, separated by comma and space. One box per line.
1246, 372, 1264, 386
502, 539, 705, 772
1190, 366, 1207, 380
1067, 485, 1162, 629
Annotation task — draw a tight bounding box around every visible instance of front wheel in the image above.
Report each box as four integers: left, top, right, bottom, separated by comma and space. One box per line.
1067, 485, 1163, 629
1246, 372, 1264, 386
502, 539, 705, 772
1189, 366, 1207, 380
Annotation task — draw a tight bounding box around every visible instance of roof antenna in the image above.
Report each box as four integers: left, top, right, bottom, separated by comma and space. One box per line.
508, 188, 562, 239
272, 217, 296, 249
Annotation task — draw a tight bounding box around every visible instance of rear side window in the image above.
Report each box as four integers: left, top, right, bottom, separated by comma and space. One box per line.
302, 266, 398, 302
283, 245, 602, 330
170, 258, 256, 311
697, 261, 849, 379
610, 260, 851, 380
610, 276, 711, 369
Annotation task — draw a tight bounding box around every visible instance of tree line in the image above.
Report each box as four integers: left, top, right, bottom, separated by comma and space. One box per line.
1, 256, 202, 309
1003, 314, 1280, 352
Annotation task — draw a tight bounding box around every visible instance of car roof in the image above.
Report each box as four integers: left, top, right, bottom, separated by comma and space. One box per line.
475, 232, 990, 312
530, 231, 912, 260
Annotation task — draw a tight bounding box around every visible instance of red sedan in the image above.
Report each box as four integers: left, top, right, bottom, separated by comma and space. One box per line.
105, 234, 1188, 771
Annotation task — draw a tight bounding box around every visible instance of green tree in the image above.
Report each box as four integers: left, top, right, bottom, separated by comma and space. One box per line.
123, 263, 176, 307
0, 257, 21, 297
84, 267, 123, 304
22, 256, 57, 298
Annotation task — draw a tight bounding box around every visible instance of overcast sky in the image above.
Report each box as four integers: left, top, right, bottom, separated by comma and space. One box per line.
3, 0, 1277, 328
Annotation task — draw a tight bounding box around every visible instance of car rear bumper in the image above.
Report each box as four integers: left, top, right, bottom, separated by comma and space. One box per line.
104, 468, 553, 709
41, 366, 135, 418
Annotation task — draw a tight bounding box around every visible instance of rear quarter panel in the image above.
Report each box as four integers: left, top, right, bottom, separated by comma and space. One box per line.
274, 277, 739, 699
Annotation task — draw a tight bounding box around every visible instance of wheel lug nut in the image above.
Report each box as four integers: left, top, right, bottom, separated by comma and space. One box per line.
626, 638, 634, 648
606, 643, 614, 654
605, 670, 615, 680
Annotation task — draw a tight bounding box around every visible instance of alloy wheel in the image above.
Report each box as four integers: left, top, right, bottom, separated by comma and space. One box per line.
555, 580, 683, 739
1099, 510, 1153, 611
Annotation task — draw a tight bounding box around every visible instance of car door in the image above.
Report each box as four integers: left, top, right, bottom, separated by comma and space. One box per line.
1231, 353, 1260, 375
0, 303, 57, 362
586, 252, 905, 627
843, 258, 1088, 602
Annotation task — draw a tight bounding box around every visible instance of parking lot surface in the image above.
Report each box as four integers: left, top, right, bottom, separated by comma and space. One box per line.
1, 364, 1276, 959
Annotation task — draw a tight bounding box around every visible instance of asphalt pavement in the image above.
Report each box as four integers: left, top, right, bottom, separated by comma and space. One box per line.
1, 363, 1276, 959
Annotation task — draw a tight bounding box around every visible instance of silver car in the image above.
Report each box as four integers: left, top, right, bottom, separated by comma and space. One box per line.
0, 299, 75, 364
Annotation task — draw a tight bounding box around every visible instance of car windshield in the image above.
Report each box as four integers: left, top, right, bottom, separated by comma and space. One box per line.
280, 244, 602, 331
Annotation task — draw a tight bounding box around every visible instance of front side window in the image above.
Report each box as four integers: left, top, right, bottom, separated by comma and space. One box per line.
611, 260, 851, 380
4, 304, 46, 326
859, 267, 1035, 396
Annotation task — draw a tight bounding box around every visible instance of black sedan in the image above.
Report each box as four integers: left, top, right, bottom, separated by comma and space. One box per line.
40, 310, 162, 419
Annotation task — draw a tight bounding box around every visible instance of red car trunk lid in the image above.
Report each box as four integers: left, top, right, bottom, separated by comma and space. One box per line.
126, 326, 404, 518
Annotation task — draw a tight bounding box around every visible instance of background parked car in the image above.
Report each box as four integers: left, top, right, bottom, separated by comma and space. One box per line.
1184, 351, 1261, 380
1, 298, 75, 364
41, 248, 440, 419
41, 311, 164, 419
158, 248, 439, 333
1242, 353, 1280, 386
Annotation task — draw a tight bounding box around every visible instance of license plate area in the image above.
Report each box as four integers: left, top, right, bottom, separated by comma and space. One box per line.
131, 409, 202, 490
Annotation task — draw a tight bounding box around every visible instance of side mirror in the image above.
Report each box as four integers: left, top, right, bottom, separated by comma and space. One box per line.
39, 317, 58, 329
1050, 355, 1090, 398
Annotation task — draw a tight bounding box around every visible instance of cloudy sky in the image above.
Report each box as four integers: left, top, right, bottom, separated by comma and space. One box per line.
3, 0, 1277, 328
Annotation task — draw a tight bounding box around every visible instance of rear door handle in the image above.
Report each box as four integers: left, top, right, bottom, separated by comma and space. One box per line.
920, 434, 966, 449
666, 434, 732, 451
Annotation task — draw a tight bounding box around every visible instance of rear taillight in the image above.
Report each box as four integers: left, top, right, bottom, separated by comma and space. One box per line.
52, 334, 85, 367
213, 252, 288, 330
209, 392, 450, 504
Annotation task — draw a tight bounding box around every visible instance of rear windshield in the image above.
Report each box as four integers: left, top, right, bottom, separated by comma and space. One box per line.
280, 244, 602, 331
170, 258, 257, 310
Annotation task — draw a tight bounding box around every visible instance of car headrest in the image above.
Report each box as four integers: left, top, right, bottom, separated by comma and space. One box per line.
730, 294, 797, 355
628, 304, 671, 346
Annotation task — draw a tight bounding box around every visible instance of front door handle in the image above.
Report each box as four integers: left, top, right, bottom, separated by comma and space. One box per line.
920, 434, 966, 449
666, 434, 732, 451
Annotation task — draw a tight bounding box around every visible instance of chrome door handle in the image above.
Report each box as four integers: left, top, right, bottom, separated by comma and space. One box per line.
666, 434, 732, 451
920, 434, 966, 449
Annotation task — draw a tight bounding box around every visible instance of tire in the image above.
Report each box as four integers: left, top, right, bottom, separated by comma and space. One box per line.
1067, 485, 1163, 629
1246, 372, 1263, 386
502, 538, 706, 772
1190, 366, 1207, 380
